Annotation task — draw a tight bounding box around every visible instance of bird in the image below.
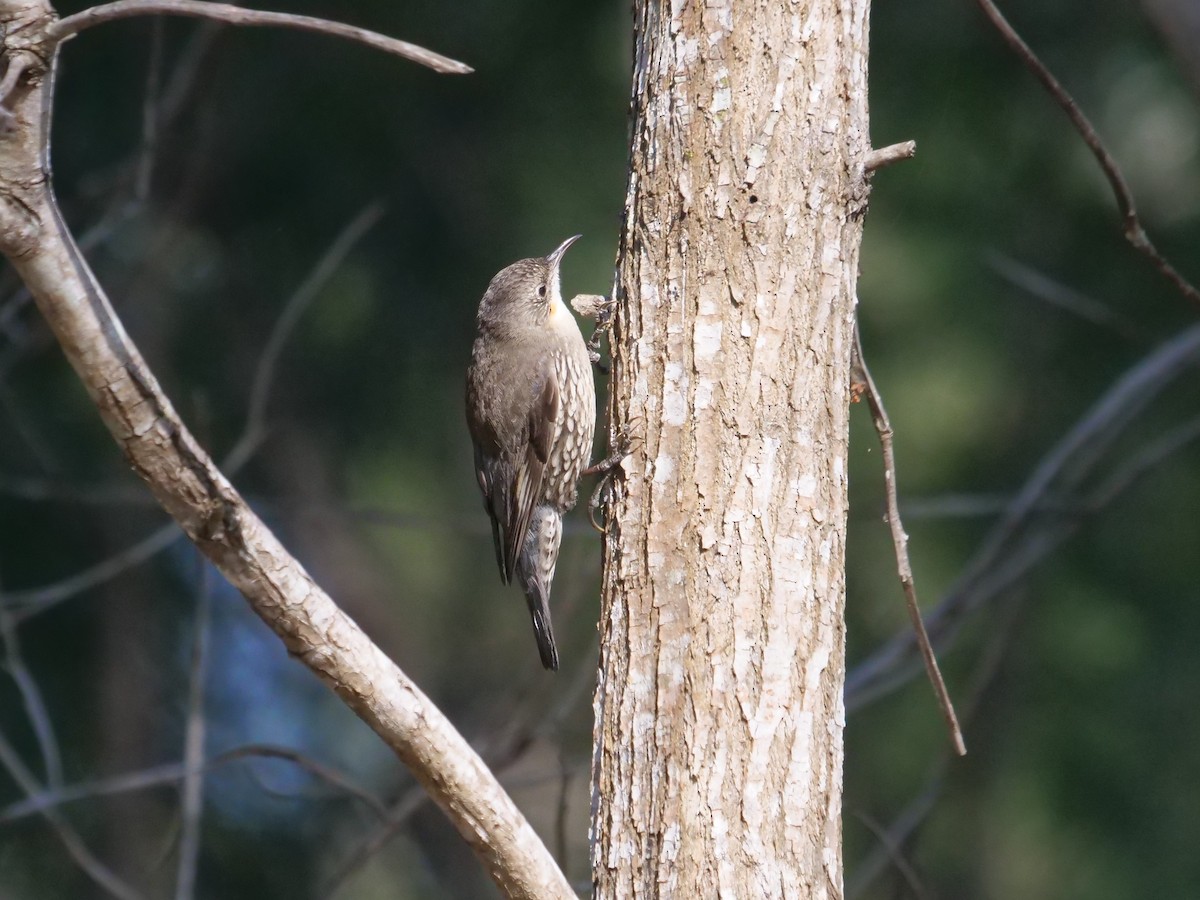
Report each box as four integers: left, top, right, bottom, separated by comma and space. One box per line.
465, 235, 596, 671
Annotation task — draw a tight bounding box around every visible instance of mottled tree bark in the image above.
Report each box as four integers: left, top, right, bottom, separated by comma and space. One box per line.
592, 1, 869, 897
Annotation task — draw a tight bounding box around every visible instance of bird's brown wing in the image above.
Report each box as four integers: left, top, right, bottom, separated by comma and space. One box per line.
504, 370, 558, 581
473, 443, 509, 583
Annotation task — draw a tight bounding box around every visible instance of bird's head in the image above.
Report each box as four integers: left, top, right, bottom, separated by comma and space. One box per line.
477, 235, 581, 333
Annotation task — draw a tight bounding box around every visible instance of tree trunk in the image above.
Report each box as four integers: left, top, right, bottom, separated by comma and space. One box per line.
592, 1, 868, 896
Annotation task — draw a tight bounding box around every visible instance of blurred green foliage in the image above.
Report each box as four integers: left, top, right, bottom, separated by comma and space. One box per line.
0, 0, 1197, 898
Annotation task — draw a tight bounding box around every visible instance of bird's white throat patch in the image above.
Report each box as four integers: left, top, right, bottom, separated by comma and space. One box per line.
546, 285, 577, 335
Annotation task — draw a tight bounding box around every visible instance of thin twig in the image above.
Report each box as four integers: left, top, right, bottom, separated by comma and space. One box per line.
157, 18, 224, 120
133, 18, 164, 202
974, 0, 1200, 311
214, 744, 382, 813
900, 492, 1021, 520
5, 522, 182, 622
0, 584, 63, 789
0, 760, 190, 824
0, 474, 503, 535
1, 198, 382, 620
0, 743, 391, 825
320, 786, 429, 897
0, 472, 151, 505
228, 745, 392, 819
2, 206, 384, 622
553, 749, 571, 873
863, 140, 916, 173
1088, 413, 1200, 508
0, 377, 63, 473
852, 812, 932, 900
48, 1, 473, 75
852, 326, 966, 756
0, 202, 144, 348
323, 647, 597, 896
848, 591, 1023, 898
174, 558, 211, 900
0, 728, 143, 900
883, 413, 1200, 686
848, 767, 947, 900
965, 327, 1200, 586
848, 322, 1200, 708
986, 252, 1149, 343
225, 202, 385, 472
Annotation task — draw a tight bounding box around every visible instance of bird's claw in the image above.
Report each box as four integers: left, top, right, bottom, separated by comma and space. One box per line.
589, 476, 614, 533
585, 422, 642, 533
570, 294, 617, 368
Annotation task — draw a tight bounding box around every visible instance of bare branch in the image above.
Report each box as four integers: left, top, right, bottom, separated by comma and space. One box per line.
47, 1, 473, 75
324, 648, 597, 895
0, 10, 567, 896
0, 592, 63, 788
321, 787, 428, 897
133, 18, 164, 202
174, 560, 211, 900
1088, 413, 1200, 508
956, 325, 1200, 599
225, 202, 385, 472
0, 472, 151, 505
0, 376, 63, 472
1, 202, 151, 352
2, 204, 384, 623
852, 327, 966, 756
986, 252, 1149, 343
974, 0, 1200, 312
0, 743, 392, 825
553, 749, 572, 873
227, 744, 392, 819
1, 760, 189, 824
851, 812, 932, 900
899, 492, 1016, 520
5, 522, 181, 622
848, 321, 1200, 707
863, 140, 916, 173
157, 16, 223, 118
848, 592, 1022, 898
0, 728, 143, 900
847, 765, 947, 899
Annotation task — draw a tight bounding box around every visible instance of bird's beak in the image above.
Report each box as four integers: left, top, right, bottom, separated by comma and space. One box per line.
547, 234, 582, 271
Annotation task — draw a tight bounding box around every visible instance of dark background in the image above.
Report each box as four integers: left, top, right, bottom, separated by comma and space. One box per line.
1, 1, 1197, 897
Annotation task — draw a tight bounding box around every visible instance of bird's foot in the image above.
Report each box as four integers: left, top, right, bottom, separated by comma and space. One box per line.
570, 293, 617, 368
583, 422, 639, 478
586, 422, 641, 533
588, 476, 615, 533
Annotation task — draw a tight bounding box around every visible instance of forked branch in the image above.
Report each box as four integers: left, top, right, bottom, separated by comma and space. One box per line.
975, 0, 1200, 312
0, 2, 566, 897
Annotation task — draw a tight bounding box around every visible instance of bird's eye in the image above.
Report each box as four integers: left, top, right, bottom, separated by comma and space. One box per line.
537, 284, 547, 298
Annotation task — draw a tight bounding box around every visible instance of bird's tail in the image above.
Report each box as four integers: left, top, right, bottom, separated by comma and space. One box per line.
516, 509, 562, 671
525, 586, 560, 671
